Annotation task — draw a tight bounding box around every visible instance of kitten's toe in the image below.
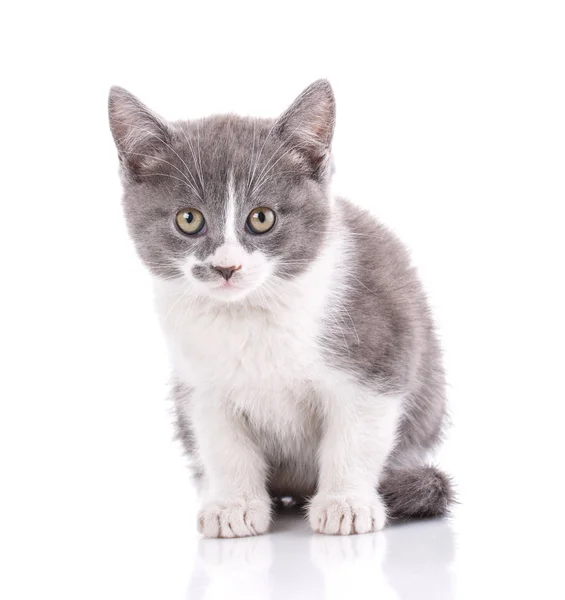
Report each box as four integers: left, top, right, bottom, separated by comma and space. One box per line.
309, 493, 386, 535
198, 498, 271, 538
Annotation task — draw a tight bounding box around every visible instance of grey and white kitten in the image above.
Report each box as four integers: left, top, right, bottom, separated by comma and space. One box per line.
108, 80, 453, 538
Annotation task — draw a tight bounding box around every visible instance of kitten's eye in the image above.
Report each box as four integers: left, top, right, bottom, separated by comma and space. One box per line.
247, 207, 276, 234
175, 209, 205, 235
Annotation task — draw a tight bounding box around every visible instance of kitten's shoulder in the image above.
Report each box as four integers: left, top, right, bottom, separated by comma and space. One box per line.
335, 196, 412, 274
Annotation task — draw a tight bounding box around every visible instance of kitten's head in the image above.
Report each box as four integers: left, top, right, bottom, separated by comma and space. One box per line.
108, 80, 336, 303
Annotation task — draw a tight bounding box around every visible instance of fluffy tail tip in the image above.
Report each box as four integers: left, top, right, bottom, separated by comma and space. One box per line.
379, 464, 455, 520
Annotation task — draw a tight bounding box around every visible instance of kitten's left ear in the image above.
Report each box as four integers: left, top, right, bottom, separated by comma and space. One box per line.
275, 79, 336, 178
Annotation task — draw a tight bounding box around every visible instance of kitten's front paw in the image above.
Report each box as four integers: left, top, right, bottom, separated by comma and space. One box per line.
198, 497, 271, 538
308, 493, 387, 535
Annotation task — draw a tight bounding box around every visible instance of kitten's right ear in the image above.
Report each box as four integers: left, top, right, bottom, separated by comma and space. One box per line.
108, 86, 172, 179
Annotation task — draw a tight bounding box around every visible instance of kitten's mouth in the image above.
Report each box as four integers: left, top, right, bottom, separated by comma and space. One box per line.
204, 279, 253, 303
213, 280, 242, 293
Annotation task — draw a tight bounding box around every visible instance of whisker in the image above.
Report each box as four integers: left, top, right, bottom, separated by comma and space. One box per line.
347, 273, 379, 297
248, 119, 279, 192
139, 172, 196, 187
246, 170, 304, 194
114, 120, 203, 199
247, 119, 257, 193
196, 121, 206, 195
330, 298, 360, 345
251, 135, 290, 192
178, 124, 205, 196
250, 123, 318, 196
163, 282, 192, 324
122, 151, 202, 198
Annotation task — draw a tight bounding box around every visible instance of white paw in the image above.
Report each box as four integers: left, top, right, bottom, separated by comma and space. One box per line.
198, 498, 271, 538
308, 493, 387, 535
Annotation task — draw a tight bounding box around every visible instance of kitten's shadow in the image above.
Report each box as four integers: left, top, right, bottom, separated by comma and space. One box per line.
187, 507, 455, 600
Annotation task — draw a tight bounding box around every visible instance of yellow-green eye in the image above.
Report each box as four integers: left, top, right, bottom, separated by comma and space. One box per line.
247, 207, 276, 234
175, 209, 205, 235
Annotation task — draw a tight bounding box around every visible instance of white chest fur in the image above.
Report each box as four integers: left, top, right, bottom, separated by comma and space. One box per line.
157, 284, 326, 426
178, 300, 318, 390
152, 233, 349, 439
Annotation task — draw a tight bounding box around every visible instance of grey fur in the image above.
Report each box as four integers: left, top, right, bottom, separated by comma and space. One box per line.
109, 80, 453, 522
108, 85, 331, 282
380, 465, 454, 519
322, 202, 449, 465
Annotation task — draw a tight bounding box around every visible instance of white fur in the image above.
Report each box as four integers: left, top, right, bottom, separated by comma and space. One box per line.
154, 204, 402, 537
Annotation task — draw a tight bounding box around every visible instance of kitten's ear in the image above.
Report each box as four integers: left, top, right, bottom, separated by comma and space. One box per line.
108, 86, 172, 179
275, 79, 336, 178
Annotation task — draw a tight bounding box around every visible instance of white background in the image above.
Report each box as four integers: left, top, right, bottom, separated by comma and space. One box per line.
1, 1, 564, 599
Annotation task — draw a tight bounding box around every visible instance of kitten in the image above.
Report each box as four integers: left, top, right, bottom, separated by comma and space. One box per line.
108, 80, 453, 538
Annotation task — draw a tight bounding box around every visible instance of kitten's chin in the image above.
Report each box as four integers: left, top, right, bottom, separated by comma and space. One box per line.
201, 283, 255, 303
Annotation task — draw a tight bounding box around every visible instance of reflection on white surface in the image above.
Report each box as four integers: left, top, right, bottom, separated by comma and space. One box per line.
188, 507, 454, 600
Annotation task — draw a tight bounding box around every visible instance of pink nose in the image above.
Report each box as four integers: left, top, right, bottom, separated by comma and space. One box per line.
213, 265, 241, 281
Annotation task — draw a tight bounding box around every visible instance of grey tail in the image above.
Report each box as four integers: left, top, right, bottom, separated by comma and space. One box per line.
379, 465, 455, 520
